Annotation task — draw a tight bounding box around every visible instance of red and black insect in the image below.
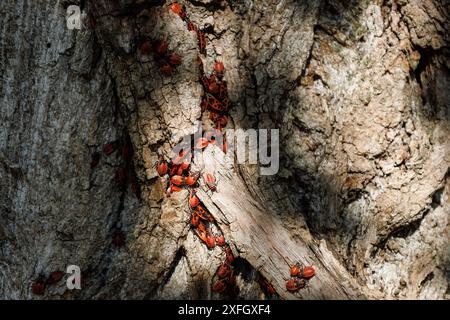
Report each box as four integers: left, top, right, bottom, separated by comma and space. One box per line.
191, 211, 200, 227
139, 40, 152, 55
159, 63, 173, 76
197, 30, 207, 55
217, 80, 229, 101
194, 137, 209, 150
290, 264, 302, 277
286, 278, 307, 292
170, 2, 187, 21
170, 172, 199, 187
208, 77, 219, 95
290, 263, 315, 279
205, 231, 215, 249
216, 262, 232, 279
31, 277, 46, 295
103, 140, 120, 156
215, 234, 226, 247
302, 266, 315, 279
225, 246, 234, 264
194, 205, 214, 222
204, 172, 217, 191
214, 60, 225, 79
167, 53, 182, 66
167, 184, 183, 196
204, 93, 227, 112
172, 148, 191, 166
212, 279, 227, 293
154, 40, 169, 56
187, 20, 197, 32
155, 156, 169, 176
46, 270, 65, 285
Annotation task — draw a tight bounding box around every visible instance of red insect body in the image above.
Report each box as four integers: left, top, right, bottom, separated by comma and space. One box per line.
212, 279, 227, 293
290, 264, 302, 277
168, 53, 182, 66
209, 110, 220, 122
31, 279, 45, 295
215, 235, 226, 247
103, 141, 119, 156
195, 205, 210, 221
302, 266, 315, 279
286, 278, 306, 292
191, 213, 200, 227
204, 172, 217, 191
208, 81, 219, 95
218, 81, 229, 100
187, 21, 197, 32
197, 31, 206, 55
172, 156, 183, 166
154, 40, 169, 56
225, 246, 234, 264
195, 224, 207, 243
173, 149, 190, 165
185, 173, 199, 186
170, 2, 187, 20
204, 93, 226, 112
156, 158, 169, 176
167, 184, 183, 196
214, 60, 225, 78
205, 232, 215, 249
228, 270, 237, 287
160, 63, 173, 76
139, 41, 152, 55
265, 282, 277, 295
215, 116, 228, 129
46, 271, 65, 285
194, 137, 209, 150
216, 262, 231, 278
180, 160, 190, 171
222, 141, 228, 154
258, 277, 277, 295
170, 175, 184, 186
204, 129, 223, 143
169, 165, 179, 176
189, 190, 200, 208
200, 75, 210, 90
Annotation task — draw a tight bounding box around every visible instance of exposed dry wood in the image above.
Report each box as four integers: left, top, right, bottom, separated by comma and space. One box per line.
197, 145, 366, 299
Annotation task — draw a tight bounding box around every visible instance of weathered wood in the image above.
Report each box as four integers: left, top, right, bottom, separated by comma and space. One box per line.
197, 146, 367, 299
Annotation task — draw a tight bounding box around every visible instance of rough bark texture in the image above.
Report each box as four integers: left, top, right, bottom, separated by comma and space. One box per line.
0, 0, 449, 299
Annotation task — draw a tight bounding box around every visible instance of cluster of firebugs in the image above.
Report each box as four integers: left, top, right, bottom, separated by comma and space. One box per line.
31, 1, 314, 297
161, 1, 316, 296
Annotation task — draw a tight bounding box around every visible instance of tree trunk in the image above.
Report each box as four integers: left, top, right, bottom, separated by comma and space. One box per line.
0, 0, 448, 299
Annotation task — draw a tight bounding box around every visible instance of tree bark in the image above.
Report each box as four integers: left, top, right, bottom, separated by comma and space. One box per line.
0, 0, 449, 299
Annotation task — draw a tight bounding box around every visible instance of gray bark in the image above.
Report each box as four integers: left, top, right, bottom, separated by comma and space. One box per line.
0, 0, 449, 299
